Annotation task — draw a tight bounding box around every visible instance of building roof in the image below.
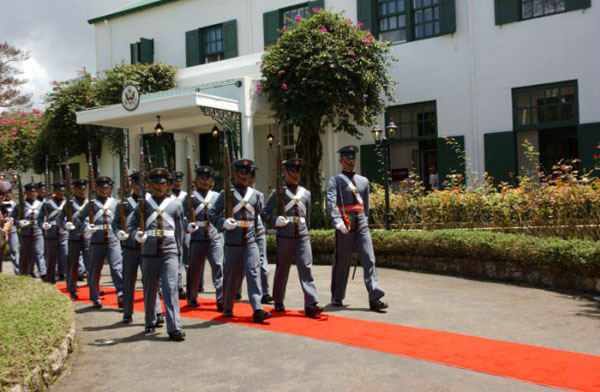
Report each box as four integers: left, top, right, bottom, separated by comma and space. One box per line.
87, 0, 179, 25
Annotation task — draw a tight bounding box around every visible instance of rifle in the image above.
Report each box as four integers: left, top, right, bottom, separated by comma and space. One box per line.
15, 174, 24, 221
186, 149, 196, 224
64, 154, 73, 223
144, 139, 153, 172
336, 179, 358, 280
275, 142, 285, 217
87, 143, 96, 228
222, 130, 233, 219
119, 151, 130, 232
44, 155, 50, 223
138, 129, 146, 233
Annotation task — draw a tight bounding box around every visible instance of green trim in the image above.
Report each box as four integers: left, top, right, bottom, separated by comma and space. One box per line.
385, 100, 438, 141
88, 0, 179, 24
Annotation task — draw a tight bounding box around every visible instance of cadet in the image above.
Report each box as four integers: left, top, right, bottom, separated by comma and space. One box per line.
208, 159, 271, 323
39, 182, 69, 284
12, 183, 45, 278
262, 158, 323, 318
128, 168, 186, 341
61, 179, 90, 299
185, 166, 224, 309
326, 145, 388, 312
74, 176, 124, 309
116, 172, 163, 325
171, 171, 188, 299
2, 184, 20, 274
0, 181, 15, 273
35, 182, 46, 202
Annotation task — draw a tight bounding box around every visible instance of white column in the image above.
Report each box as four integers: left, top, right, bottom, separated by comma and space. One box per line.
241, 115, 255, 160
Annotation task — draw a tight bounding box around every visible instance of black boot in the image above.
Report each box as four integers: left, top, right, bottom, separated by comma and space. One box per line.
305, 303, 324, 319
369, 299, 388, 313
273, 302, 285, 312
253, 309, 272, 324
168, 330, 186, 341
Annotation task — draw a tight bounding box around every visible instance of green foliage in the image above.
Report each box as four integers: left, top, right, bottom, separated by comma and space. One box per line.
94, 62, 176, 105
260, 9, 394, 135
0, 275, 72, 389
0, 110, 43, 172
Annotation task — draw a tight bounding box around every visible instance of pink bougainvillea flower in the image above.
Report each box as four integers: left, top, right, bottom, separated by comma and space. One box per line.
9, 129, 18, 138
281, 25, 288, 31
320, 25, 328, 33
347, 19, 353, 25
281, 82, 288, 90
362, 38, 372, 46
294, 14, 302, 22
276, 39, 281, 45
312, 7, 319, 13
348, 49, 356, 57
277, 70, 285, 75
358, 22, 364, 29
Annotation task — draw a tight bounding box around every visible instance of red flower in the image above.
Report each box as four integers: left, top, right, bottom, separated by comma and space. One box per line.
320, 26, 328, 33
281, 82, 288, 90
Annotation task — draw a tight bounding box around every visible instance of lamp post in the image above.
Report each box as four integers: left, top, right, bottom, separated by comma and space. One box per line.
371, 121, 397, 230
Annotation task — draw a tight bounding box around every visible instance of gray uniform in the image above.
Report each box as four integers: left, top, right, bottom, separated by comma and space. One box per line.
208, 186, 264, 312
74, 197, 124, 304
262, 185, 319, 306
127, 194, 185, 333
171, 190, 188, 291
5, 201, 19, 274
59, 197, 90, 295
184, 189, 224, 305
11, 199, 45, 277
39, 197, 69, 283
326, 172, 385, 303
117, 195, 162, 320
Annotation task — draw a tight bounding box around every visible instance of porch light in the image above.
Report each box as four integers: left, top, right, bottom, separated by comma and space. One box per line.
266, 131, 275, 147
154, 115, 164, 136
370, 124, 383, 143
386, 121, 397, 137
211, 125, 220, 138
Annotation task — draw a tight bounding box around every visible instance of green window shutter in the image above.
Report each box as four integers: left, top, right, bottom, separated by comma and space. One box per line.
356, 0, 376, 36
360, 144, 385, 185
577, 123, 600, 176
223, 20, 238, 59
439, 0, 456, 35
130, 42, 140, 64
309, 0, 325, 11
494, 0, 520, 25
484, 131, 517, 186
139, 37, 154, 64
185, 29, 201, 67
263, 10, 280, 47
566, 0, 591, 11
437, 136, 465, 188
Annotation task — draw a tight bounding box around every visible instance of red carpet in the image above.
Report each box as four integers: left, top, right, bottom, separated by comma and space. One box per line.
57, 284, 600, 392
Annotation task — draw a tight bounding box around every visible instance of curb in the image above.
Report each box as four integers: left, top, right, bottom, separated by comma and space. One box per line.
10, 322, 76, 392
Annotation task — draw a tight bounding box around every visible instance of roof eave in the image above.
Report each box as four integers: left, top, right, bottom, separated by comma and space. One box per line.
87, 0, 178, 25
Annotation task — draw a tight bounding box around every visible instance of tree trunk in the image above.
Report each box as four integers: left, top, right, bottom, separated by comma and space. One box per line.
295, 121, 327, 228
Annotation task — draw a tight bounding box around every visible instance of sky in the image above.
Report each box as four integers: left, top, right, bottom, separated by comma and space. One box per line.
1, 0, 133, 109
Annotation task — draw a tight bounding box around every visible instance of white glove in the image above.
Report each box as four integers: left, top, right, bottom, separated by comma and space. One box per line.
18, 220, 30, 228
336, 221, 349, 235
64, 222, 76, 231
116, 230, 129, 241
42, 222, 52, 231
223, 218, 237, 231
275, 216, 289, 228
134, 230, 147, 243
186, 222, 199, 233
85, 224, 97, 235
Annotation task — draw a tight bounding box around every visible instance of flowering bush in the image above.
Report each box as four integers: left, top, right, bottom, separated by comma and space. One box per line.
0, 109, 43, 171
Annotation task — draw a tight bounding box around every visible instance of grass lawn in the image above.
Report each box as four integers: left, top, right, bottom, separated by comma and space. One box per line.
0, 275, 73, 390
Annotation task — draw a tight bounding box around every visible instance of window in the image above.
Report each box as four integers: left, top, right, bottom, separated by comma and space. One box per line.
521, 0, 565, 19
204, 26, 224, 63
413, 0, 440, 39
379, 0, 407, 42
282, 5, 311, 29
513, 81, 577, 130
130, 37, 154, 64
263, 1, 324, 47
386, 101, 437, 139
281, 125, 295, 160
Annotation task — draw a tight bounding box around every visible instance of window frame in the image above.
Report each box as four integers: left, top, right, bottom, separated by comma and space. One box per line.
280, 3, 312, 29
377, 0, 445, 44
519, 0, 567, 21
385, 100, 438, 142
512, 80, 579, 132
202, 23, 225, 64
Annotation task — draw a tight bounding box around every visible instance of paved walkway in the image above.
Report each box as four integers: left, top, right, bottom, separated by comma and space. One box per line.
3, 260, 599, 391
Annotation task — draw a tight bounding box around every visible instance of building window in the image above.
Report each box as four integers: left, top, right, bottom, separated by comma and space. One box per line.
204, 26, 224, 63
386, 101, 437, 139
513, 81, 577, 130
379, 0, 407, 42
281, 125, 295, 160
413, 0, 440, 39
377, 0, 449, 43
282, 5, 311, 29
521, 0, 565, 20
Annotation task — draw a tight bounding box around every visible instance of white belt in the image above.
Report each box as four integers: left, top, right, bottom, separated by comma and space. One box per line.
236, 220, 254, 228
95, 224, 113, 231
286, 216, 305, 223
195, 221, 209, 228
147, 229, 175, 238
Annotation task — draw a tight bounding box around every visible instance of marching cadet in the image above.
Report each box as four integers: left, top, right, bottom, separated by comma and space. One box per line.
0, 181, 15, 273
39, 182, 68, 284
2, 184, 20, 274
116, 172, 163, 325
128, 168, 186, 341
235, 166, 272, 303
326, 145, 388, 312
171, 171, 188, 300
74, 176, 124, 309
185, 166, 224, 309
61, 179, 90, 299
262, 158, 323, 318
11, 183, 45, 278
208, 159, 272, 323
35, 182, 46, 202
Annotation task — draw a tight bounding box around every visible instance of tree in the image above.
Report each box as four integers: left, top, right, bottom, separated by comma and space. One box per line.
260, 9, 395, 226
0, 42, 31, 108
0, 109, 43, 171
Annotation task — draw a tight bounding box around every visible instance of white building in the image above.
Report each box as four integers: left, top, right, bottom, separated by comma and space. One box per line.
76, 0, 600, 194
